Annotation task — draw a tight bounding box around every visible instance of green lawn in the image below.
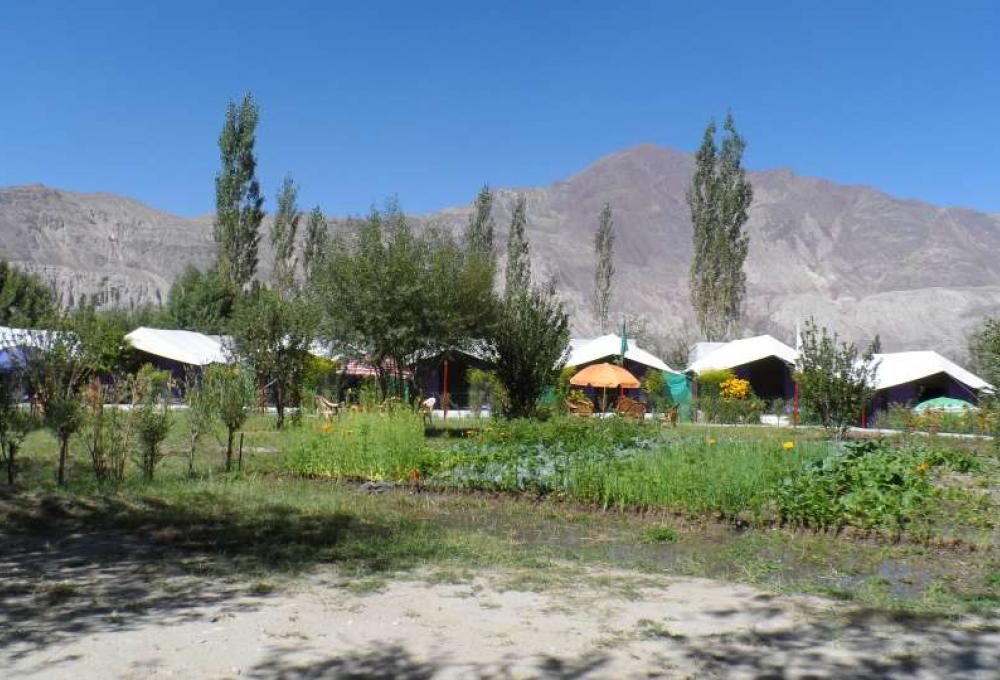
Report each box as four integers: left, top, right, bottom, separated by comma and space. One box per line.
4, 410, 999, 615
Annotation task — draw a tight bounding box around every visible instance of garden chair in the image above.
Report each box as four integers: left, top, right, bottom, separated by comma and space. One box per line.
420, 397, 436, 426
566, 398, 594, 417
616, 395, 646, 421
315, 395, 341, 420
660, 404, 679, 428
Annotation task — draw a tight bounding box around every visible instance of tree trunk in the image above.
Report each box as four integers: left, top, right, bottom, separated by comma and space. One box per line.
275, 384, 285, 429
188, 435, 197, 478
225, 428, 235, 472
7, 442, 15, 485
57, 434, 69, 486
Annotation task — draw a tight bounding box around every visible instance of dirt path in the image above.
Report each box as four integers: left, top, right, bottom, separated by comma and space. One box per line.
3, 560, 999, 680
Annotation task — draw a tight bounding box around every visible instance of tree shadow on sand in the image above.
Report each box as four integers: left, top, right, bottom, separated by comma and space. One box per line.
246, 644, 612, 680
0, 489, 435, 661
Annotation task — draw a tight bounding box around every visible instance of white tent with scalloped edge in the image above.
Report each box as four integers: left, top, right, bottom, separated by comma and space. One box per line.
125, 327, 230, 366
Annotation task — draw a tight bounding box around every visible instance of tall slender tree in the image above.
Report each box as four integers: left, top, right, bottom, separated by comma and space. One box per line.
592, 202, 615, 333
687, 112, 753, 341
214, 92, 265, 290
505, 195, 530, 295
270, 174, 301, 298
465, 185, 496, 259
302, 206, 328, 283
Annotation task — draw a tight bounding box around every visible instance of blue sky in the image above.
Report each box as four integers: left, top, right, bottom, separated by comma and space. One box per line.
1, 1, 997, 217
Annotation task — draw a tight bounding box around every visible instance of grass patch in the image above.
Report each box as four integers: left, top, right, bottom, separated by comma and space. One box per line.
641, 524, 679, 544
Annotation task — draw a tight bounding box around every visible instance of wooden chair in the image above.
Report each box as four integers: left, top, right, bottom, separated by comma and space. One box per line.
315, 395, 341, 420
420, 397, 436, 426
566, 398, 595, 417
616, 396, 646, 420
660, 404, 679, 428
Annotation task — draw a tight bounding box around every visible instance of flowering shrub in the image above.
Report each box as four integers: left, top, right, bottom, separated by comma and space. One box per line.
719, 377, 751, 400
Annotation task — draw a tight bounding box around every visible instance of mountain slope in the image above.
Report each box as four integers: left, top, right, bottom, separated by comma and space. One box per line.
3, 145, 999, 359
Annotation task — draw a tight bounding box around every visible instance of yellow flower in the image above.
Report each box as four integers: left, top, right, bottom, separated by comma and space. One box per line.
783, 441, 794, 450
719, 377, 751, 400
322, 423, 333, 435
915, 462, 930, 475
706, 437, 717, 445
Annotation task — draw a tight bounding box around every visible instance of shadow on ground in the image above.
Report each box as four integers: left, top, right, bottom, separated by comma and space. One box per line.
0, 489, 427, 661
244, 617, 1000, 679
247, 644, 611, 680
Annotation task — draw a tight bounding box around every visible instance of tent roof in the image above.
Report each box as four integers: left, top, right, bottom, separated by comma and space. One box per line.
0, 326, 54, 350
871, 351, 991, 393
687, 335, 798, 373
565, 334, 676, 373
125, 327, 229, 366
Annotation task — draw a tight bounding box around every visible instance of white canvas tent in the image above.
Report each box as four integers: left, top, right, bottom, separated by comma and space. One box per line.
871, 351, 991, 393
0, 326, 55, 349
565, 334, 676, 373
125, 327, 229, 367
686, 335, 798, 374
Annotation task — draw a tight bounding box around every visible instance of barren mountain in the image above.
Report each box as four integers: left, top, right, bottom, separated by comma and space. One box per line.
3, 145, 999, 360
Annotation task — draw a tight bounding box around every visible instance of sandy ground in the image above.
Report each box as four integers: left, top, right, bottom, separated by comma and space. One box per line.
3, 554, 1000, 680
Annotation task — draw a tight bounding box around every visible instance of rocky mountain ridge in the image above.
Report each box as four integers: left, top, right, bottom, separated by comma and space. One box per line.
3, 145, 999, 360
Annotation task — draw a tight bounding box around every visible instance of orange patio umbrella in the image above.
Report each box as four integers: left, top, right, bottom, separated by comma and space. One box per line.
570, 363, 640, 389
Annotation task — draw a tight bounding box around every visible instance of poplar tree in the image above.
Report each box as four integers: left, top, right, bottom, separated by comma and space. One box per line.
505, 195, 530, 295
592, 202, 615, 333
465, 185, 496, 259
302, 206, 328, 282
270, 174, 301, 298
687, 112, 753, 341
214, 92, 264, 290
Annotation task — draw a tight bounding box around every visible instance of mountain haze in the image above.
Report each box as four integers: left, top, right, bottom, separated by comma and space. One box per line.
3, 145, 999, 360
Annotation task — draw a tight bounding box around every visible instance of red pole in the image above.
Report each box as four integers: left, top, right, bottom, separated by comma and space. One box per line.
442, 360, 449, 424
793, 380, 800, 428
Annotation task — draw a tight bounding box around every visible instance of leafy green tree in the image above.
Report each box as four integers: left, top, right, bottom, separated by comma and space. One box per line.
489, 200, 569, 418
0, 260, 55, 327
687, 112, 754, 341
465, 185, 496, 262
797, 318, 880, 439
0, 366, 41, 485
505, 195, 530, 295
214, 92, 265, 290
205, 363, 255, 472
134, 364, 172, 482
165, 265, 237, 334
592, 202, 615, 333
314, 199, 494, 398
302, 206, 328, 283
27, 317, 91, 486
490, 282, 569, 419
270, 174, 301, 298
231, 284, 314, 429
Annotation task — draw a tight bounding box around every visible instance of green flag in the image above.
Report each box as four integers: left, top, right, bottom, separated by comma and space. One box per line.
619, 318, 627, 365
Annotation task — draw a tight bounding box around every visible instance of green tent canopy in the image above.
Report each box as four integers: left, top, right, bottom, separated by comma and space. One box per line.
913, 397, 976, 413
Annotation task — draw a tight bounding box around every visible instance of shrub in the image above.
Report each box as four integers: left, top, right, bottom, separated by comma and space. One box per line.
719, 377, 751, 400
696, 369, 735, 399
797, 319, 879, 439
641, 370, 672, 413
774, 440, 978, 531
135, 365, 173, 482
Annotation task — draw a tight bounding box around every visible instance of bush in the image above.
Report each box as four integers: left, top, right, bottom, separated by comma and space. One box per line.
696, 369, 735, 399
797, 319, 879, 439
775, 440, 978, 531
